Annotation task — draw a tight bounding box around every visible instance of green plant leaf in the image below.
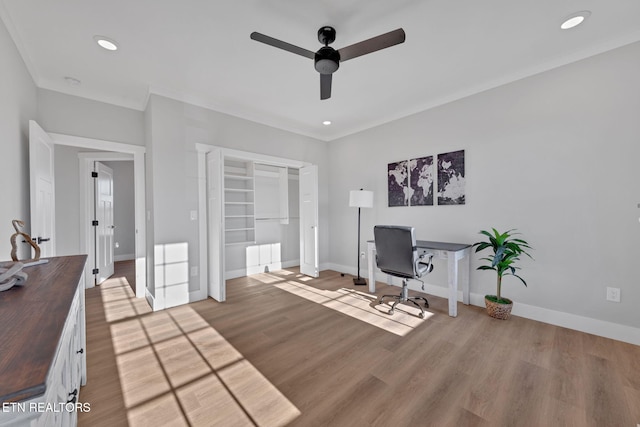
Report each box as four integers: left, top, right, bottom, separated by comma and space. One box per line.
474, 242, 492, 253
473, 227, 533, 293
511, 273, 528, 287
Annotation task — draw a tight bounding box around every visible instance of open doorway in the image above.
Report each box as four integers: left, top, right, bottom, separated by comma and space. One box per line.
43, 128, 147, 298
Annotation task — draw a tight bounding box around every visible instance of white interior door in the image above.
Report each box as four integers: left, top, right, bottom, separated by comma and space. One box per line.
95, 162, 115, 284
207, 149, 225, 301
299, 165, 319, 277
29, 120, 56, 258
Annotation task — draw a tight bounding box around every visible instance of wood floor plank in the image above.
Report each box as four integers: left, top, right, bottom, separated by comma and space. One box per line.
78, 263, 640, 427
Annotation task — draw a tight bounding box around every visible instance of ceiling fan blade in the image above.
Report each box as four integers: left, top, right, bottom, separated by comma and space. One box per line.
250, 32, 315, 59
320, 74, 332, 100
338, 28, 405, 62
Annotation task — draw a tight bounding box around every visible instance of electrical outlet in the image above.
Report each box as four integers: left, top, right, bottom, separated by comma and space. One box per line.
190, 266, 198, 277
606, 287, 620, 302
360, 251, 366, 259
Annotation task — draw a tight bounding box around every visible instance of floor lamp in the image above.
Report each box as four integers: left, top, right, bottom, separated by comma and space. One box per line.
349, 189, 374, 285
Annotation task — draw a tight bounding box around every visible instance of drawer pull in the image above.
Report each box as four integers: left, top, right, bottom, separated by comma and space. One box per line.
77, 348, 84, 354
67, 388, 78, 404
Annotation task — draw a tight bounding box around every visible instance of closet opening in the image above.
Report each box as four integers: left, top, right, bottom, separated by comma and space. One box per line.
196, 145, 318, 303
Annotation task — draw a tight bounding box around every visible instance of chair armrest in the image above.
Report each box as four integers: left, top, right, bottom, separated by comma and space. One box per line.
415, 252, 434, 277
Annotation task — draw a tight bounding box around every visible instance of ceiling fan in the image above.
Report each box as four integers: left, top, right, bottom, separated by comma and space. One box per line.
250, 26, 406, 100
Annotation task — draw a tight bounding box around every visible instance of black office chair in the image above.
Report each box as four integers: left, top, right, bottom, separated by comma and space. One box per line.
374, 225, 434, 318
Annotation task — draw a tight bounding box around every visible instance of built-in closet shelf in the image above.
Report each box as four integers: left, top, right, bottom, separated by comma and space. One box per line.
224, 158, 256, 246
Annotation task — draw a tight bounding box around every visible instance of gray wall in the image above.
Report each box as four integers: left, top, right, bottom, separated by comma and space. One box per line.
0, 18, 37, 261
37, 89, 145, 146
145, 94, 329, 299
53, 145, 83, 256
328, 41, 640, 330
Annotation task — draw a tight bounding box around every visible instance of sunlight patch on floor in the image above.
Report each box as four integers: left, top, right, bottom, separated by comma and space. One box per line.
100, 276, 151, 322
103, 280, 300, 426
273, 281, 433, 336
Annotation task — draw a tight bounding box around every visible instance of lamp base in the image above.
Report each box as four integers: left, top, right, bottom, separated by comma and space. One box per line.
353, 277, 367, 286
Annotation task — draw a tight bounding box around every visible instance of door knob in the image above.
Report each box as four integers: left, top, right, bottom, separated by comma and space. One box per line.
32, 237, 50, 244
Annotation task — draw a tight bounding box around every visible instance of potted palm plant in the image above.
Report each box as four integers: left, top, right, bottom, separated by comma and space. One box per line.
473, 228, 532, 319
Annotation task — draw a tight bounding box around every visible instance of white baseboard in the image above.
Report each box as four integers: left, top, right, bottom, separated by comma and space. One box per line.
114, 253, 135, 262
145, 288, 161, 311
189, 289, 207, 303
326, 263, 640, 346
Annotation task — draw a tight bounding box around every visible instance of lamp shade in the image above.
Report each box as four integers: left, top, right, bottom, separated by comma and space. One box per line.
349, 190, 374, 208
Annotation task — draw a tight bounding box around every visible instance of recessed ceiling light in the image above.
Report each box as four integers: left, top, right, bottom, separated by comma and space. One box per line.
93, 35, 118, 51
322, 120, 332, 126
560, 11, 591, 30
64, 76, 81, 86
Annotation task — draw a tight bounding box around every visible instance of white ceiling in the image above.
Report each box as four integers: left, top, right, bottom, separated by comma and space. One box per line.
2, 0, 640, 141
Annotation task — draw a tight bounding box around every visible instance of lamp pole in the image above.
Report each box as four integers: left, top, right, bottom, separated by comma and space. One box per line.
349, 188, 373, 286
354, 204, 364, 284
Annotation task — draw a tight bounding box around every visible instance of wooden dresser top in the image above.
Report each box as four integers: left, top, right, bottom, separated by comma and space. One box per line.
0, 255, 87, 403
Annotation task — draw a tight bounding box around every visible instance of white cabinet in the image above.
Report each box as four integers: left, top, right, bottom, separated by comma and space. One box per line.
35, 283, 86, 427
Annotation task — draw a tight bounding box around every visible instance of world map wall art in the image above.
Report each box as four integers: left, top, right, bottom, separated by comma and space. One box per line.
387, 150, 465, 207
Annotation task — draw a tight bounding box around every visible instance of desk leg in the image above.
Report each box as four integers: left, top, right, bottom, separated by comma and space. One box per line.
367, 243, 375, 293
447, 252, 458, 317
461, 248, 470, 305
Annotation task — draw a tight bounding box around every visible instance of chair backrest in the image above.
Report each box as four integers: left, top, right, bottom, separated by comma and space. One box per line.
374, 225, 418, 279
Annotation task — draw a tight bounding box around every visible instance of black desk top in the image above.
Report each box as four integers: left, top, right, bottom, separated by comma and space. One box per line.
369, 240, 471, 252
415, 240, 471, 252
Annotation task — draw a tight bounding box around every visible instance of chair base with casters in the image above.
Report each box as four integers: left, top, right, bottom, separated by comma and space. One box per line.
379, 277, 430, 318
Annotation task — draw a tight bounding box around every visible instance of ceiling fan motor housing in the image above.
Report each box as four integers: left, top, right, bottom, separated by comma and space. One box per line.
315, 47, 340, 74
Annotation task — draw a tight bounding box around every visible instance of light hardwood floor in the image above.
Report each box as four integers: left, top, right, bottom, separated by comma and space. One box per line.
79, 262, 640, 426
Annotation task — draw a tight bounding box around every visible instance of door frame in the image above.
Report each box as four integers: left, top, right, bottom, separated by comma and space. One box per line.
50, 133, 146, 298
195, 144, 315, 301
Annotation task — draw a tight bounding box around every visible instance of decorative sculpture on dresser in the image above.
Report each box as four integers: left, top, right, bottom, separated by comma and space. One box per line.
0, 261, 27, 291
9, 219, 41, 262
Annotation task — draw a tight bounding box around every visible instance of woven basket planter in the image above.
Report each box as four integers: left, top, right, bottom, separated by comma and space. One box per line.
484, 296, 513, 320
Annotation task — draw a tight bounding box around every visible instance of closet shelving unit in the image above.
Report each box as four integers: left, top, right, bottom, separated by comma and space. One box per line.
223, 159, 256, 245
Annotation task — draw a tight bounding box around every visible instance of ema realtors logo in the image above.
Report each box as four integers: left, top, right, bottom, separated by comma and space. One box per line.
2, 402, 91, 413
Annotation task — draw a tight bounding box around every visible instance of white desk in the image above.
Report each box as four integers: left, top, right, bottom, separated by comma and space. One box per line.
367, 240, 471, 317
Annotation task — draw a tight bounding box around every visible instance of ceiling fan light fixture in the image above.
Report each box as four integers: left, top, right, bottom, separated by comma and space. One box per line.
94, 35, 118, 51
314, 47, 340, 74
560, 11, 591, 30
